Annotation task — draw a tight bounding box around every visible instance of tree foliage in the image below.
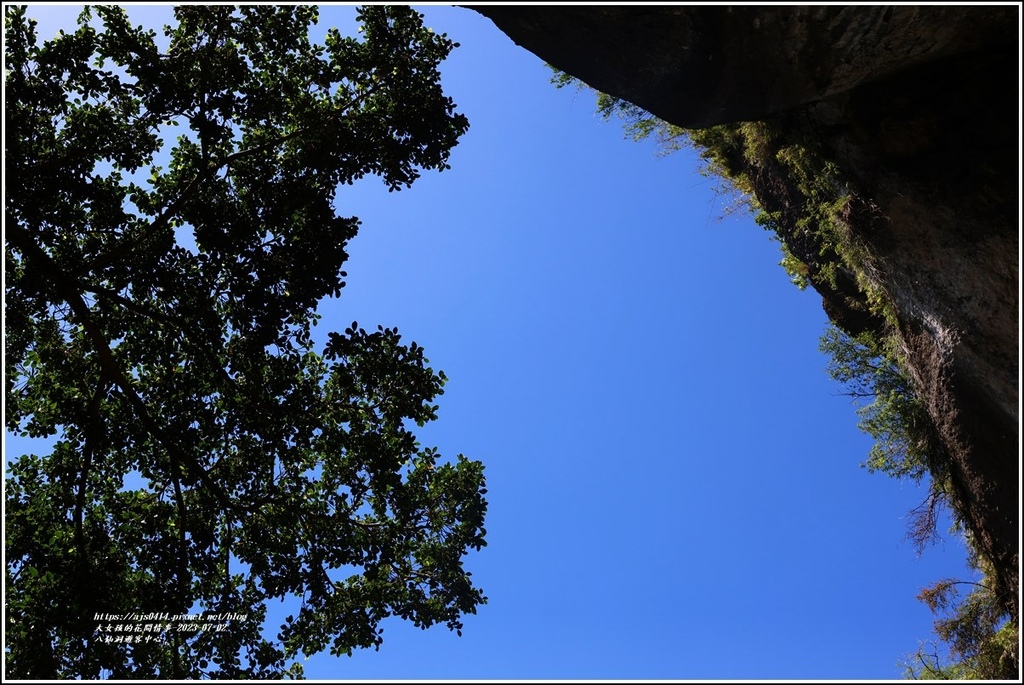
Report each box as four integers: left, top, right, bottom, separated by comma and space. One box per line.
5, 5, 486, 678
818, 325, 936, 484
904, 576, 1019, 679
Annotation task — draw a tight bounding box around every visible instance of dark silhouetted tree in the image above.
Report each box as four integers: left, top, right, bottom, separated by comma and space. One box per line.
4, 5, 486, 678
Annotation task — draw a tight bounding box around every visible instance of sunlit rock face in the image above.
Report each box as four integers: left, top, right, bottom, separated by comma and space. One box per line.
471, 5, 1019, 618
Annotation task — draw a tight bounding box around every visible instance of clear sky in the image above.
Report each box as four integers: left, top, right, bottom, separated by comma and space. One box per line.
7, 3, 980, 680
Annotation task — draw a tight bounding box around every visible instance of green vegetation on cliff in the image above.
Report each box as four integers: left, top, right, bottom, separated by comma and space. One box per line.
551, 70, 1018, 680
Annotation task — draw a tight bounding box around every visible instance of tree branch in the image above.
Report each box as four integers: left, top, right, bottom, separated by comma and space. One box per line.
84, 282, 188, 329
7, 224, 235, 510
74, 85, 378, 279
172, 472, 191, 612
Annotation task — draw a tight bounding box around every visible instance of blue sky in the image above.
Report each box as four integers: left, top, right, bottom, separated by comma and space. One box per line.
7, 4, 979, 680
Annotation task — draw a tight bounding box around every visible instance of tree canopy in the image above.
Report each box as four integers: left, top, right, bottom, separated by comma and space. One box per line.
4, 5, 486, 678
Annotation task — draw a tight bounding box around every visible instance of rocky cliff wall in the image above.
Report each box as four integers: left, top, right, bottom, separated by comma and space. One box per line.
470, 5, 1019, 620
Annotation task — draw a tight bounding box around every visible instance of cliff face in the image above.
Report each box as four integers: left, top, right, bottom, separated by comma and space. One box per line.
471, 5, 1019, 619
